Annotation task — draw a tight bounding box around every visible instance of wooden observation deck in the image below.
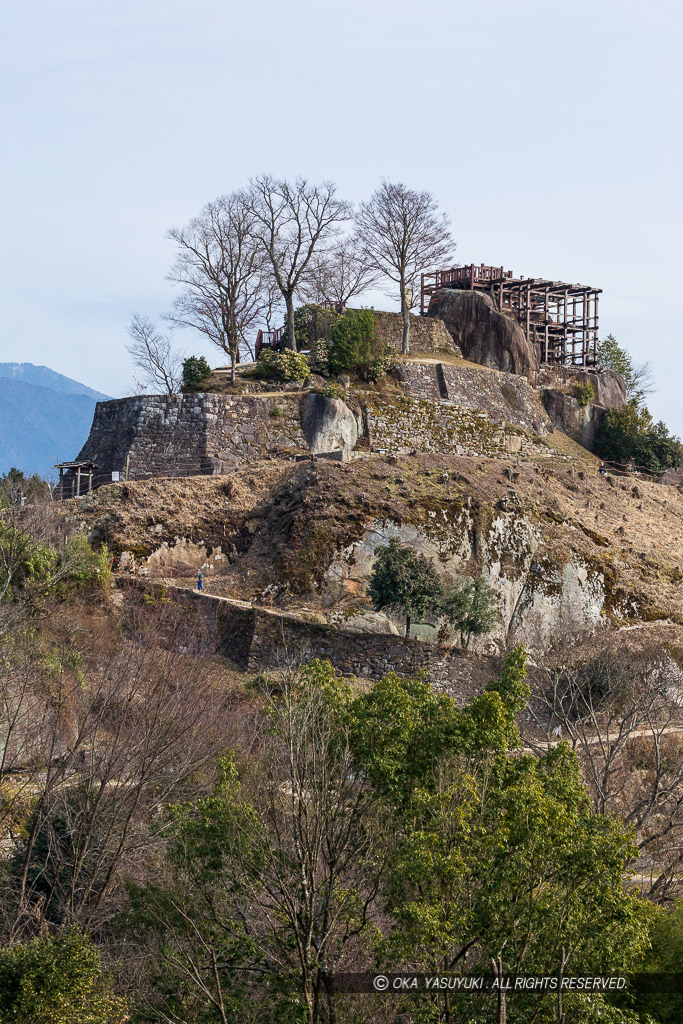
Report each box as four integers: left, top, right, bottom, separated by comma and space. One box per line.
421, 264, 601, 367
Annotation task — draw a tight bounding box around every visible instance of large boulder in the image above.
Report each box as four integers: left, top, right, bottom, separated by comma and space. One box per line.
341, 611, 400, 635
302, 393, 358, 455
428, 288, 537, 378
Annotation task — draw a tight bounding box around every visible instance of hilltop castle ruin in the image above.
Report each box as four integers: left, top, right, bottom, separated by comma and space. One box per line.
59, 263, 625, 493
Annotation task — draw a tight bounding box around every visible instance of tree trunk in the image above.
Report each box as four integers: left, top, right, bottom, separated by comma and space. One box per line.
401, 282, 411, 355
491, 957, 506, 1024
286, 293, 296, 351
405, 614, 411, 638
323, 973, 337, 1024
230, 349, 236, 385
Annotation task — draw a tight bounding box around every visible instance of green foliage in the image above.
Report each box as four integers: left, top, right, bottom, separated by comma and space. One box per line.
0, 928, 127, 1023
122, 651, 652, 1024
308, 334, 330, 375
181, 354, 212, 390
283, 303, 343, 351
61, 535, 113, 591
625, 900, 683, 1023
368, 538, 442, 636
322, 381, 346, 400
1, 524, 111, 602
354, 650, 651, 1024
595, 402, 682, 473
328, 308, 393, 379
438, 572, 499, 648
574, 381, 595, 406
346, 672, 460, 802
598, 334, 633, 380
253, 348, 310, 383
598, 334, 653, 408
0, 468, 50, 507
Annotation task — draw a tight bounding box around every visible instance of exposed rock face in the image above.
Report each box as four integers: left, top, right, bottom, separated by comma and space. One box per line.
539, 365, 626, 407
301, 393, 358, 455
427, 289, 537, 377
337, 611, 400, 635
539, 366, 626, 449
541, 391, 604, 449
323, 515, 606, 651
140, 537, 229, 578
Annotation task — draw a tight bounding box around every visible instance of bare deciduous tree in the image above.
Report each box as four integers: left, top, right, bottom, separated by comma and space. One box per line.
126, 315, 182, 394
356, 180, 455, 354
525, 637, 683, 901
298, 234, 379, 309
166, 192, 268, 383
0, 600, 229, 941
248, 176, 352, 350
629, 360, 656, 408
129, 660, 388, 1024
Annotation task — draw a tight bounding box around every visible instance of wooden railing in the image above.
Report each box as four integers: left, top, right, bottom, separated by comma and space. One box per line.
255, 326, 285, 360
420, 264, 514, 312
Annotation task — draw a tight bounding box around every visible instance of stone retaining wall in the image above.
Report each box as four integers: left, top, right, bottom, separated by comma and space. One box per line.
72, 392, 360, 481
373, 311, 459, 355
146, 583, 494, 702
362, 393, 540, 459
75, 393, 307, 480
399, 361, 550, 436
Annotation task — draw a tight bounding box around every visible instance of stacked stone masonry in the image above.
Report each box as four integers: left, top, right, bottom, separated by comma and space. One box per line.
76, 393, 310, 480
151, 584, 493, 703
399, 361, 551, 435
373, 310, 460, 355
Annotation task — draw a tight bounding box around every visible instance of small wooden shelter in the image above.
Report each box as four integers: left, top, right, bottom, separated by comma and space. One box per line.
54, 460, 98, 499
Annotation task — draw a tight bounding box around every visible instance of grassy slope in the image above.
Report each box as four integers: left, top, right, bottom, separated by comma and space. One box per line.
68, 437, 683, 629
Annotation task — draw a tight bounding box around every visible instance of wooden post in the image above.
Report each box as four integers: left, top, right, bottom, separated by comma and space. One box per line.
58, 467, 64, 500
76, 465, 82, 498
593, 292, 599, 363
125, 454, 130, 482
88, 467, 93, 494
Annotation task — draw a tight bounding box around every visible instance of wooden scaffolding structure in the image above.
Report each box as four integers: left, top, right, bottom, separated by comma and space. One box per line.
420, 264, 601, 367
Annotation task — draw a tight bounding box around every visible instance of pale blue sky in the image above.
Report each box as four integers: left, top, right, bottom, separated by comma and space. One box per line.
2, 0, 682, 428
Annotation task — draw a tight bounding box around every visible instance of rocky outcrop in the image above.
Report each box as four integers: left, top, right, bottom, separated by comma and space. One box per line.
302, 393, 358, 456
539, 366, 626, 450
541, 391, 605, 450
323, 515, 606, 652
337, 611, 400, 635
539, 365, 625, 408
427, 289, 537, 377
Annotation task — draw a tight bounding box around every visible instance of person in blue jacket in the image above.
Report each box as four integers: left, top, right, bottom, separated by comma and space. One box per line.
197, 570, 204, 591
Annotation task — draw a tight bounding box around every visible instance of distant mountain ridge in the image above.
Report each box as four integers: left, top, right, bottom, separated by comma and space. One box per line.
0, 363, 110, 402
0, 364, 112, 477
